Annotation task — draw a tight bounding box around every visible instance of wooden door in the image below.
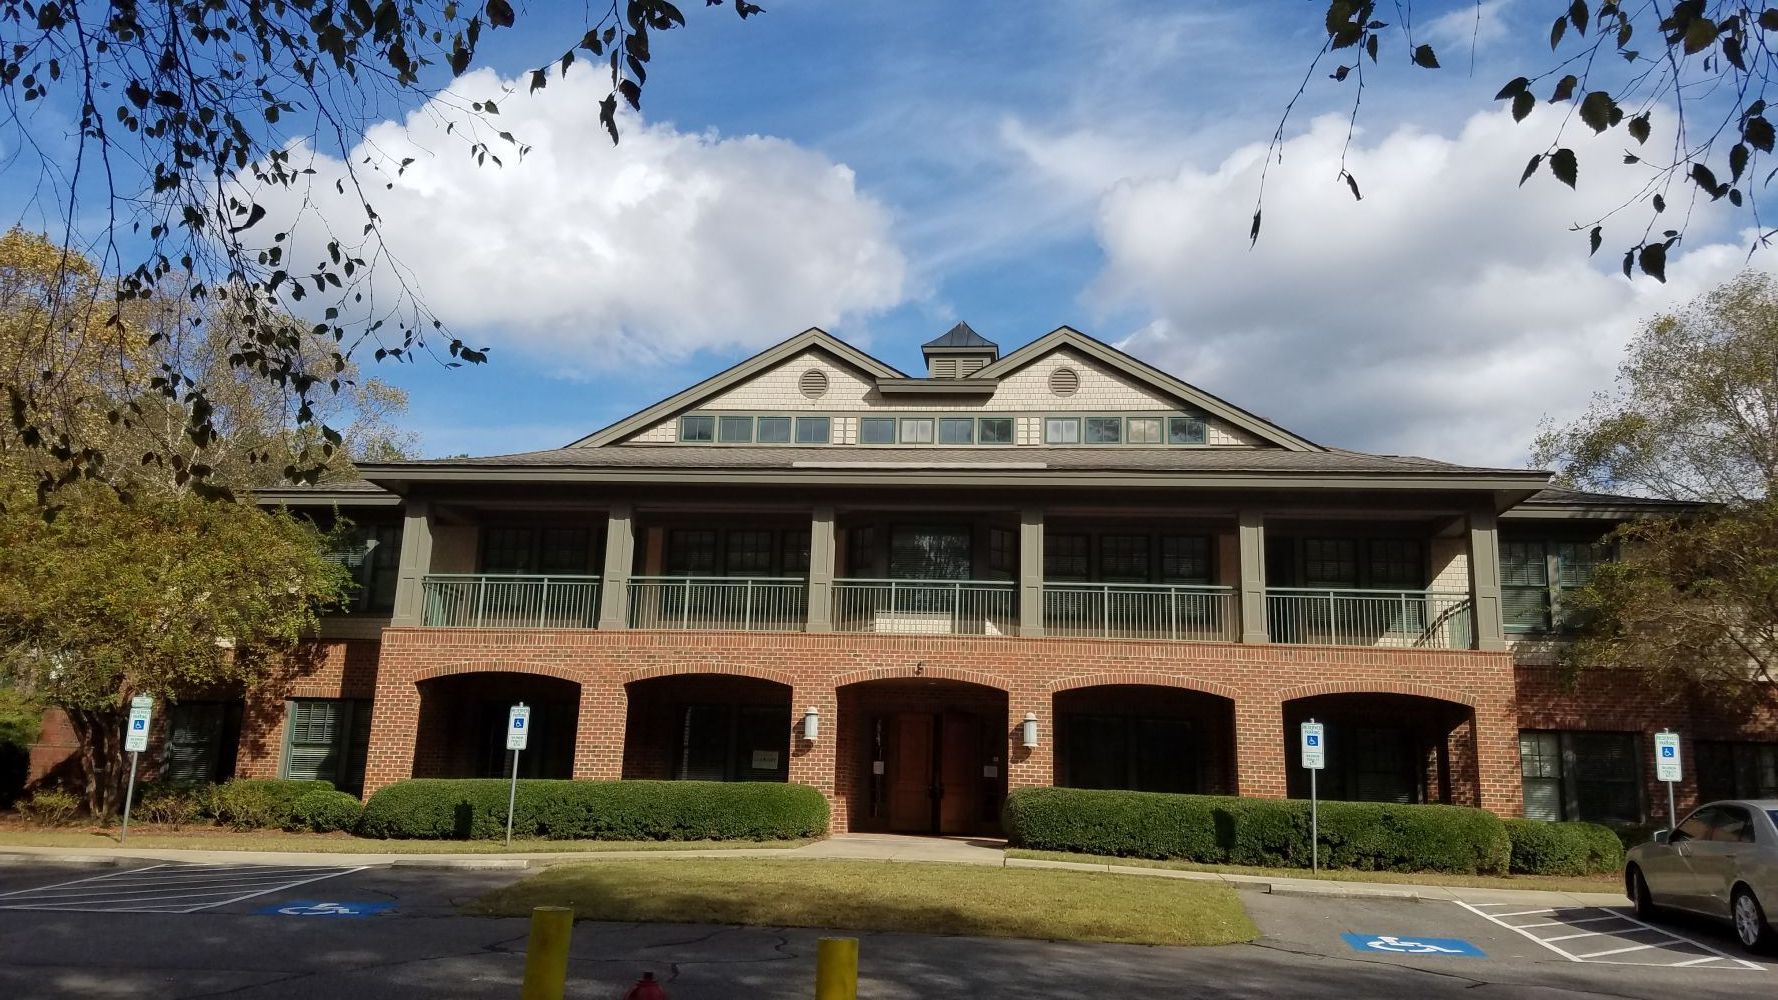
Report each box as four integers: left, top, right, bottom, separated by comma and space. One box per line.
938, 711, 981, 835
888, 713, 935, 833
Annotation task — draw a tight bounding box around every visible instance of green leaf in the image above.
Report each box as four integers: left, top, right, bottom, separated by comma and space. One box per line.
1747, 116, 1775, 153
1691, 161, 1723, 198
1683, 17, 1717, 54
486, 0, 515, 28
1551, 75, 1577, 103
1550, 147, 1578, 188
1731, 142, 1750, 183
1520, 153, 1543, 186
1763, 9, 1778, 32
1569, 0, 1589, 35
1494, 77, 1530, 101
1578, 91, 1617, 133
1513, 90, 1536, 122
1638, 242, 1666, 282
1551, 15, 1567, 49
1411, 44, 1439, 69
1627, 113, 1651, 144
1344, 172, 1362, 200
1589, 225, 1602, 256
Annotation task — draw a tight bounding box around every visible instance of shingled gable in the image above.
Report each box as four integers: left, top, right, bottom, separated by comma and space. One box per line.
974, 326, 1320, 452
566, 327, 905, 449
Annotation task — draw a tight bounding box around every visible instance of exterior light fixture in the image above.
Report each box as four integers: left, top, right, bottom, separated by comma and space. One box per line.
1021, 712, 1039, 748
803, 706, 821, 741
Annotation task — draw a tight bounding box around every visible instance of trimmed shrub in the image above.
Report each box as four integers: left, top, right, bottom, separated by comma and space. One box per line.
16, 788, 81, 826
135, 785, 208, 828
1002, 787, 1511, 875
358, 779, 830, 841
291, 788, 363, 833
211, 779, 336, 831
1505, 819, 1626, 875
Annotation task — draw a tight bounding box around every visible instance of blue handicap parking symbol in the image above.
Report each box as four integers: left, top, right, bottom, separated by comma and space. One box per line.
259, 900, 395, 918
1306, 735, 1319, 746
1661, 746, 1675, 757
1341, 933, 1484, 957
514, 718, 525, 728
132, 720, 145, 730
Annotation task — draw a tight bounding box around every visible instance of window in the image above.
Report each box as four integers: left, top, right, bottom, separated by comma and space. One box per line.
537, 527, 591, 574
756, 416, 792, 443
1085, 417, 1122, 443
1672, 806, 1719, 843
795, 416, 830, 444
1127, 417, 1162, 443
938, 417, 974, 445
979, 417, 1014, 444
1062, 714, 1197, 794
482, 526, 535, 574
666, 529, 719, 575
859, 417, 896, 444
888, 526, 973, 580
1367, 539, 1423, 589
283, 698, 371, 795
724, 531, 774, 576
1161, 536, 1211, 583
1518, 729, 1643, 824
1168, 415, 1207, 445
1099, 535, 1149, 582
988, 527, 1015, 574
1714, 805, 1757, 843
679, 414, 715, 442
1303, 539, 1359, 587
677, 704, 791, 782
481, 526, 590, 575
1045, 417, 1081, 444
338, 523, 401, 613
1045, 533, 1090, 580
1501, 540, 1606, 633
1697, 741, 1778, 801
899, 417, 935, 444
718, 415, 753, 443
781, 531, 812, 575
161, 701, 241, 785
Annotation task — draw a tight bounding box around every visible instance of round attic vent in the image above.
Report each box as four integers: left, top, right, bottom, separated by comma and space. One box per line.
799, 368, 830, 399
1048, 367, 1080, 397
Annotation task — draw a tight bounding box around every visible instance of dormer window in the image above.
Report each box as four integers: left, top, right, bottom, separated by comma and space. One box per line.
921, 322, 999, 378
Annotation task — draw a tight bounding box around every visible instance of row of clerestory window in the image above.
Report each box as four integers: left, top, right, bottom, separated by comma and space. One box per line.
677, 412, 1210, 446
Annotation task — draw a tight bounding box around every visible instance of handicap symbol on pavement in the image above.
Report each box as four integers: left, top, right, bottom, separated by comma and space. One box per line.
1341, 933, 1485, 957
259, 900, 395, 918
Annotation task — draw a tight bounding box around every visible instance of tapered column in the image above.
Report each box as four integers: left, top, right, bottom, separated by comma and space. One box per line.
1238, 510, 1268, 643
807, 505, 836, 632
390, 500, 434, 626
1466, 504, 1506, 651
597, 502, 635, 630
1019, 508, 1044, 637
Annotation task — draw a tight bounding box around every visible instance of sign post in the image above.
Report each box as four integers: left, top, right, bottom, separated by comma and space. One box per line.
1300, 719, 1325, 874
120, 695, 153, 844
505, 703, 530, 847
1654, 729, 1683, 829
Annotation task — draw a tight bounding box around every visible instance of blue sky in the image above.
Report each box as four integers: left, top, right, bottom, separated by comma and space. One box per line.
6, 1, 1765, 465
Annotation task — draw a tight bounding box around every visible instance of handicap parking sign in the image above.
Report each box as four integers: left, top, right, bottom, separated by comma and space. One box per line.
1341, 933, 1485, 957
259, 900, 395, 918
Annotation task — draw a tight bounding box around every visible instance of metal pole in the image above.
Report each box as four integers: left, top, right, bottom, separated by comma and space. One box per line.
120, 750, 140, 844
1667, 780, 1677, 830
506, 746, 521, 848
1310, 765, 1319, 875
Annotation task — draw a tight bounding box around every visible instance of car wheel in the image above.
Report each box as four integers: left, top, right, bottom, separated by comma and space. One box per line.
1731, 887, 1775, 953
1628, 866, 1658, 921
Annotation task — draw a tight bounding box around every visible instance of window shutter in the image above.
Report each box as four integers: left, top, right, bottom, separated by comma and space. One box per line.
957, 357, 986, 376
162, 705, 222, 785
285, 700, 341, 783
930, 357, 958, 379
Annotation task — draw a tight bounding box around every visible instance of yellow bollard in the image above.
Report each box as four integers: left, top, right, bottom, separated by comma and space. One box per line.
520, 905, 574, 1000
815, 936, 858, 1000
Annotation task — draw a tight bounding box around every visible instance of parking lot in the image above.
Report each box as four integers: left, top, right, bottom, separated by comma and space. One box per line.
0, 857, 1769, 998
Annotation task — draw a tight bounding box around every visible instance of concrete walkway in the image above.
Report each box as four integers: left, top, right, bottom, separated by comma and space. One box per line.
0, 833, 1629, 908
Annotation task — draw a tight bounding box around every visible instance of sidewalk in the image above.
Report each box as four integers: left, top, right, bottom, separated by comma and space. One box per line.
0, 833, 1629, 908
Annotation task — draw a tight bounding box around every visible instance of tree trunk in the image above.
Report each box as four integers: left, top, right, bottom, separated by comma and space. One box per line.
64, 706, 127, 817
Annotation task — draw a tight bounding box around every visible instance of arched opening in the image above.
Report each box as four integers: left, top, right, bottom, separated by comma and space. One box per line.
837, 677, 1008, 836
413, 672, 579, 780
1282, 692, 1476, 805
1051, 685, 1236, 795
621, 673, 793, 782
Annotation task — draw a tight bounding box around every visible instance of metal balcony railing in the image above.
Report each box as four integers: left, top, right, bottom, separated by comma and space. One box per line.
1042, 582, 1238, 641
627, 577, 808, 632
421, 575, 602, 629
832, 579, 1018, 636
1265, 588, 1474, 649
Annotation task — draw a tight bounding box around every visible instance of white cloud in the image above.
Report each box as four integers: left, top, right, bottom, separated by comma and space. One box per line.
1086, 107, 1759, 466
244, 66, 907, 370
1422, 0, 1519, 54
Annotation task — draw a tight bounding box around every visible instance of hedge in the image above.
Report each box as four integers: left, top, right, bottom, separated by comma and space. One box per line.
211, 779, 337, 831
1002, 787, 1512, 875
290, 788, 364, 833
358, 779, 830, 841
1504, 818, 1625, 875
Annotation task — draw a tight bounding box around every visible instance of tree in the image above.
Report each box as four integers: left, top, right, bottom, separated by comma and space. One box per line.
0, 480, 351, 814
1273, 4, 1778, 281
1533, 270, 1778, 502
2, 1, 758, 501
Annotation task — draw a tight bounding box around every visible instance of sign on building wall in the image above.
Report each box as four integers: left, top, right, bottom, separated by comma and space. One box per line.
1300, 721, 1325, 770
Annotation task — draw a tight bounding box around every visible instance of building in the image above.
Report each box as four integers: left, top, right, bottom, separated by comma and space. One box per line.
28, 325, 1778, 832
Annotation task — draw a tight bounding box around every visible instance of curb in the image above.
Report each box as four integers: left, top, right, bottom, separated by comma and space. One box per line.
390, 857, 530, 870
0, 853, 119, 867
1259, 883, 1422, 902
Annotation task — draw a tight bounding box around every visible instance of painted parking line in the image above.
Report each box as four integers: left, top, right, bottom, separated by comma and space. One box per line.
1457, 900, 1765, 971
0, 863, 368, 914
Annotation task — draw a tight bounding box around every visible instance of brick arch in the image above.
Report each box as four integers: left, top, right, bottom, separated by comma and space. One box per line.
619, 662, 796, 688
831, 664, 1010, 692
1045, 672, 1239, 702
412, 661, 585, 686
1274, 679, 1476, 708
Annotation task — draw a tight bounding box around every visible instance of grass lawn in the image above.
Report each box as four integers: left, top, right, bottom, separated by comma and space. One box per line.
0, 826, 809, 855
466, 858, 1257, 946
1005, 849, 1624, 895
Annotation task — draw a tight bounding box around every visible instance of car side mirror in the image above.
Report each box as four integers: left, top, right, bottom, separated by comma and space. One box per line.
1653, 829, 1671, 845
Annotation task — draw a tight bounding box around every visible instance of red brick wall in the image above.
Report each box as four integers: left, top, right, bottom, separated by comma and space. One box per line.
359, 628, 1524, 830
234, 639, 381, 779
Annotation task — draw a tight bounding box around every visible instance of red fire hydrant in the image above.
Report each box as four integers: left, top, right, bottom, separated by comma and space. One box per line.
623, 972, 667, 1000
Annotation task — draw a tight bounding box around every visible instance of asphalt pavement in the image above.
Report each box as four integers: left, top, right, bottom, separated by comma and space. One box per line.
0, 858, 1769, 998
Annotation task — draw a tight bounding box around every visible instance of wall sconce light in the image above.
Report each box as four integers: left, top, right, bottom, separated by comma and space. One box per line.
803, 706, 821, 741
1021, 712, 1039, 749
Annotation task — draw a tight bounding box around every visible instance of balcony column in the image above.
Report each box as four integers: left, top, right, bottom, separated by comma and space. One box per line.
1019, 507, 1044, 638
1466, 504, 1506, 651
1238, 510, 1268, 643
807, 505, 836, 632
597, 502, 635, 630
390, 500, 434, 626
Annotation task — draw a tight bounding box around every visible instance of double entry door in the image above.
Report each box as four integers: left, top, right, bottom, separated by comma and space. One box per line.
885, 711, 988, 835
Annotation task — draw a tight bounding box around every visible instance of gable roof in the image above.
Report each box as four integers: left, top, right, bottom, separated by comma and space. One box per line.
922, 322, 997, 351
976, 326, 1320, 452
567, 327, 905, 449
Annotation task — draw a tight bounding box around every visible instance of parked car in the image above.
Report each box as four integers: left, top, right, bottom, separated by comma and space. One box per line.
1625, 799, 1778, 952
